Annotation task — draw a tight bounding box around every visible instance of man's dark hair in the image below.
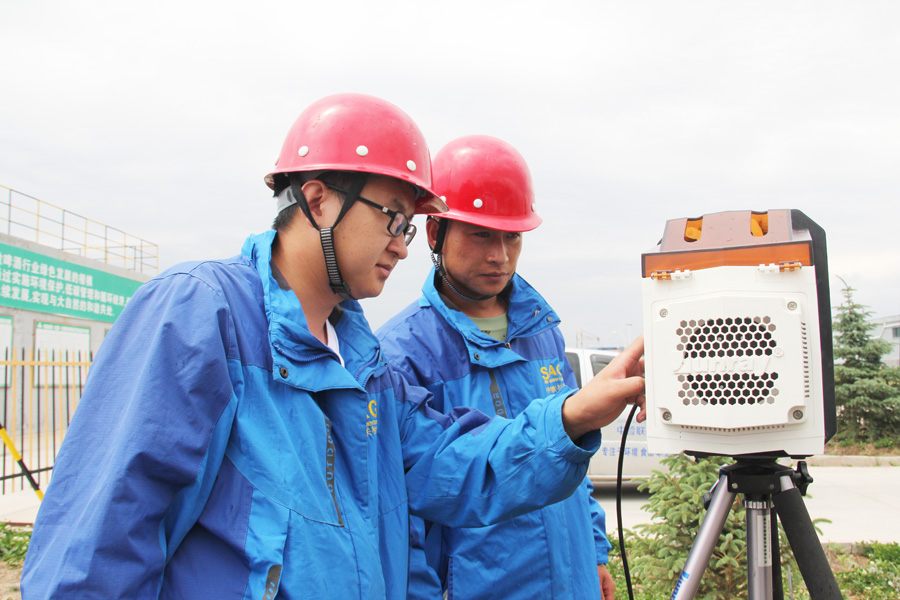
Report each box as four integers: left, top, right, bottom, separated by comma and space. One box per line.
271, 171, 363, 232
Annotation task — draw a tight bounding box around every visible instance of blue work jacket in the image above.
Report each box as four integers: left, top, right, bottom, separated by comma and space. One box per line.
21, 232, 599, 600
378, 270, 612, 600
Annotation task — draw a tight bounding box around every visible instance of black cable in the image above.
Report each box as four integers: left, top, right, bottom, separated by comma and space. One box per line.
617, 403, 639, 600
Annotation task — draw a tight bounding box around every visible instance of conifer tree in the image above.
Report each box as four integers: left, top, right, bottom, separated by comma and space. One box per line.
832, 278, 900, 444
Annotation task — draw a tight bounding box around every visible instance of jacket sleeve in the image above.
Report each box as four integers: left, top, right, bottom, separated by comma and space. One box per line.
584, 477, 612, 564
406, 515, 445, 599
393, 369, 602, 527
556, 330, 612, 563
21, 272, 238, 599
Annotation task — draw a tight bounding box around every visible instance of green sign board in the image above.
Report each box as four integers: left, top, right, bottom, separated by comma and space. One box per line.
0, 241, 143, 322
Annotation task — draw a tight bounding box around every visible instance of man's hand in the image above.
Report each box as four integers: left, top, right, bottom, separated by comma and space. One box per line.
562, 335, 645, 441
598, 564, 615, 600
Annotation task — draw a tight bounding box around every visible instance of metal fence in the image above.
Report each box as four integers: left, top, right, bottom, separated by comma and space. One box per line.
0, 184, 158, 275
0, 348, 91, 496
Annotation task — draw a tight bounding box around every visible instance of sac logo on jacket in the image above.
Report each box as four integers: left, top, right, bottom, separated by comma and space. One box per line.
540, 362, 566, 394
367, 399, 378, 436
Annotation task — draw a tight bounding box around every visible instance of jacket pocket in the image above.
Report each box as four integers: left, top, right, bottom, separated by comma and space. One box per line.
245, 488, 363, 598
243, 490, 290, 600
227, 406, 346, 526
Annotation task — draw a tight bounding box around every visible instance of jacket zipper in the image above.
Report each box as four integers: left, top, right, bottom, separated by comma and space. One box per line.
323, 416, 344, 526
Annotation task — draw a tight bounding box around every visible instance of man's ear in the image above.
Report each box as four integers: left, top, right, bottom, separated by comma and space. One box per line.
301, 180, 332, 223
426, 217, 441, 251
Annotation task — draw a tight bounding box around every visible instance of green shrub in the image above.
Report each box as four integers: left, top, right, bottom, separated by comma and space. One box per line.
860, 541, 900, 564
0, 522, 31, 567
833, 542, 900, 599
874, 437, 897, 450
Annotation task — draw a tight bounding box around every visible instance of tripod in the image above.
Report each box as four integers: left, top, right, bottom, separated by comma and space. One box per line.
671, 459, 843, 600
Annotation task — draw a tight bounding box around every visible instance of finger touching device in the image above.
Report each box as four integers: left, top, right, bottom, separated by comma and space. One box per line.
642, 210, 835, 458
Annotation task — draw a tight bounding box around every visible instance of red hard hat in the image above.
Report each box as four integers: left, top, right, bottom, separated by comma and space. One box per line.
265, 93, 446, 214
430, 135, 542, 231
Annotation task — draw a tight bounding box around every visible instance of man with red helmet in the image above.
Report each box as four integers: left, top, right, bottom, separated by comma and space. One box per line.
22, 97, 644, 599
379, 135, 617, 599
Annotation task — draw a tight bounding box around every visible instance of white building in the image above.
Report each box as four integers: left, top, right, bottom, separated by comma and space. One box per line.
870, 314, 900, 367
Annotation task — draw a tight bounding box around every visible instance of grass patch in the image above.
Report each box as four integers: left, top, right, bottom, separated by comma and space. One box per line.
0, 524, 31, 568
831, 542, 900, 600
825, 438, 900, 456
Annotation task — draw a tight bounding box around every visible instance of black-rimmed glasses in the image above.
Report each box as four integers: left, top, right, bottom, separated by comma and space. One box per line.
324, 183, 417, 246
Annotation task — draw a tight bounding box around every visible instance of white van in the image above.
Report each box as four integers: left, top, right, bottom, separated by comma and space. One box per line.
564, 347, 667, 483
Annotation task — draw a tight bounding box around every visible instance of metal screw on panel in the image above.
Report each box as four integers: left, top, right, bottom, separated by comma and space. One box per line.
792, 410, 804, 420
662, 410, 672, 421
659, 309, 669, 318
787, 301, 798, 311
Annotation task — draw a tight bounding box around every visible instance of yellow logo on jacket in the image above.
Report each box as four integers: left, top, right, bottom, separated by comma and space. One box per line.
541, 363, 565, 394
367, 399, 378, 437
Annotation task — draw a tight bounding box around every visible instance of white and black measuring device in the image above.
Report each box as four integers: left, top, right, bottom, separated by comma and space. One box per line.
617, 209, 842, 600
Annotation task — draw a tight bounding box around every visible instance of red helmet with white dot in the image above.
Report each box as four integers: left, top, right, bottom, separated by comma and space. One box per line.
429, 135, 541, 231
265, 93, 446, 214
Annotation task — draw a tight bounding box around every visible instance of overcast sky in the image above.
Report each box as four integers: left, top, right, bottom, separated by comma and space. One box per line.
2, 1, 897, 347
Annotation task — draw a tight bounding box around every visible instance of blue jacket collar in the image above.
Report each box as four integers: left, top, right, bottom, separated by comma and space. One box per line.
420, 267, 560, 365
242, 231, 384, 391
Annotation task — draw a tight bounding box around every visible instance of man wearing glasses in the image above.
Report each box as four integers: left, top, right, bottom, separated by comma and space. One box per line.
22, 95, 645, 599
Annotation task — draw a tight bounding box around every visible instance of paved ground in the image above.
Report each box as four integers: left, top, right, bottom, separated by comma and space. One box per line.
592, 457, 900, 545
0, 490, 42, 526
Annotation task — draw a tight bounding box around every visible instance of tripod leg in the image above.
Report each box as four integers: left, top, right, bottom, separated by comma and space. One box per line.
772, 474, 843, 599
671, 473, 736, 600
770, 504, 784, 600
745, 497, 774, 600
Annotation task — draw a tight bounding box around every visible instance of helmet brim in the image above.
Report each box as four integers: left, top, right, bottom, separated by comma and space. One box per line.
266, 170, 447, 215
427, 208, 542, 232
415, 192, 448, 215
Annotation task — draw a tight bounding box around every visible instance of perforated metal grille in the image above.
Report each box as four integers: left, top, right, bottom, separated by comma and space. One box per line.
675, 316, 781, 406
676, 316, 776, 358
678, 372, 779, 406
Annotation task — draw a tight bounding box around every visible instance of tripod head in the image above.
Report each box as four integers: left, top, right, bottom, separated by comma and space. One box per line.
698, 457, 814, 506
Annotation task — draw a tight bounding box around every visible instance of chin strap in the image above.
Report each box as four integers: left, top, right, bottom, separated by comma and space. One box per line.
428, 217, 498, 303
289, 173, 368, 300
